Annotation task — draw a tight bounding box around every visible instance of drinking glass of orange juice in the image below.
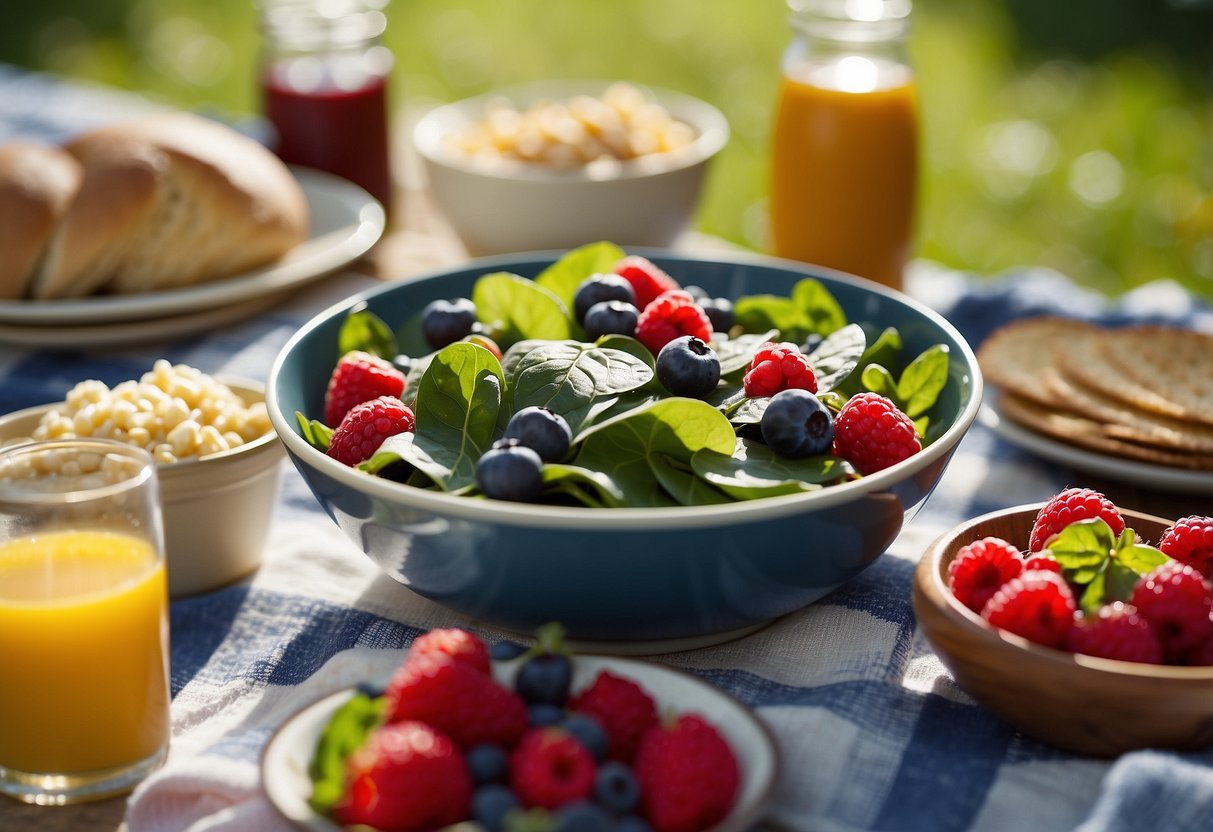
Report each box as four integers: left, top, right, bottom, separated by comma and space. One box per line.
0, 439, 170, 805
770, 0, 918, 290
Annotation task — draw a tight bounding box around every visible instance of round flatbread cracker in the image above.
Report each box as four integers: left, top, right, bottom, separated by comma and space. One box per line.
1098, 326, 1213, 428
1053, 328, 1194, 422
977, 317, 1097, 407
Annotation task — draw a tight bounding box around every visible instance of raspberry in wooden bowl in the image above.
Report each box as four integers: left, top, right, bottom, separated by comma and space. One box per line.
913, 498, 1213, 757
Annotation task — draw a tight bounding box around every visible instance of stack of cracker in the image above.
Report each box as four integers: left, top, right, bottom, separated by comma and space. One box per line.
977, 317, 1213, 470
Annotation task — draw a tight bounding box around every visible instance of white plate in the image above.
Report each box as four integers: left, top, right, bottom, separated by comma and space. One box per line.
0, 167, 385, 328
262, 654, 779, 832
979, 401, 1213, 494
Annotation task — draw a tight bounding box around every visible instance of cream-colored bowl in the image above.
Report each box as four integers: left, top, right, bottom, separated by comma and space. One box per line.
0, 379, 283, 597
913, 504, 1213, 757
412, 81, 729, 255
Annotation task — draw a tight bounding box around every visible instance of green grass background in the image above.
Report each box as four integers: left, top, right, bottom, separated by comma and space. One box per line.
3, 0, 1211, 297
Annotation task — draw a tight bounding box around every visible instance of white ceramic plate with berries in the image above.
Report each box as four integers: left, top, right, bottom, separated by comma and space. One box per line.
979, 402, 1213, 494
262, 628, 779, 831
913, 488, 1213, 757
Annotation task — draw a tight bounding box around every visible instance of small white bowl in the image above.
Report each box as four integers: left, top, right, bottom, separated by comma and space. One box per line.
412, 81, 729, 255
262, 653, 779, 831
0, 379, 283, 597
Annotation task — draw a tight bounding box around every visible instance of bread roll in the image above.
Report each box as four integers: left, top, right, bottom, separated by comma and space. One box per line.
30, 112, 309, 299
0, 142, 82, 299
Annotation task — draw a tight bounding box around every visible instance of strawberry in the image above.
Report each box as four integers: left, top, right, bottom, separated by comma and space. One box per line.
384, 651, 527, 749
324, 350, 406, 427
407, 627, 491, 675
568, 670, 658, 763
332, 720, 471, 832
634, 714, 740, 832
326, 395, 415, 466
509, 727, 596, 810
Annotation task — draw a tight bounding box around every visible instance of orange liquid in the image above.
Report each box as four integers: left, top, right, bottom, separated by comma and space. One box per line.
0, 531, 169, 774
770, 56, 919, 289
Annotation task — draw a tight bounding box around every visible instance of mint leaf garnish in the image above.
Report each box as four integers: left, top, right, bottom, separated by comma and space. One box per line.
1044, 519, 1169, 613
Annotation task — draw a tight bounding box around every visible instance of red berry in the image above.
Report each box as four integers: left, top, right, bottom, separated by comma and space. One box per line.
384, 652, 527, 749
1066, 602, 1163, 664
1159, 515, 1213, 579
1185, 625, 1213, 666
1028, 487, 1125, 553
324, 350, 406, 427
742, 341, 818, 397
947, 537, 1023, 614
1130, 560, 1213, 663
568, 670, 658, 763
1022, 555, 1063, 575
509, 727, 596, 810
332, 720, 471, 832
634, 714, 740, 832
326, 395, 415, 466
982, 570, 1077, 649
634, 290, 713, 356
832, 392, 921, 475
408, 628, 490, 675
613, 255, 680, 309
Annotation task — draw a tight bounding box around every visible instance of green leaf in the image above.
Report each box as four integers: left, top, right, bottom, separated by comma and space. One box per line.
791, 278, 847, 336
540, 463, 627, 508
650, 453, 734, 506
727, 396, 769, 426
594, 334, 656, 369
1044, 518, 1171, 611
691, 438, 849, 500
572, 398, 736, 506
338, 305, 397, 359
860, 364, 898, 399
473, 273, 573, 346
1105, 559, 1146, 608
835, 326, 902, 397
295, 412, 333, 451
1118, 542, 1170, 575
1047, 519, 1117, 583
806, 323, 866, 393
714, 329, 779, 377
733, 295, 805, 343
308, 691, 385, 815
533, 240, 626, 308
896, 344, 951, 418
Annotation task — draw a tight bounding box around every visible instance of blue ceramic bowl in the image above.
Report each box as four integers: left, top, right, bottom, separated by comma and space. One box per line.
267, 252, 982, 648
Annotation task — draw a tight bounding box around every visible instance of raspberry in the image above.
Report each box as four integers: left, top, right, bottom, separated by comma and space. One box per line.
634, 714, 740, 832
981, 570, 1077, 649
1022, 554, 1063, 575
1185, 626, 1213, 666
326, 395, 415, 466
407, 627, 490, 675
332, 720, 471, 832
613, 255, 680, 309
742, 341, 818, 398
1159, 515, 1213, 579
568, 670, 658, 763
384, 652, 527, 749
324, 350, 406, 427
1066, 602, 1163, 664
831, 392, 921, 475
1129, 560, 1213, 663
1028, 487, 1125, 553
509, 727, 596, 810
634, 290, 712, 356
946, 537, 1023, 614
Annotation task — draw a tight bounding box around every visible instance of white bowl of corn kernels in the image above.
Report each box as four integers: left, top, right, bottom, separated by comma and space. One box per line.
413, 81, 729, 255
0, 361, 283, 596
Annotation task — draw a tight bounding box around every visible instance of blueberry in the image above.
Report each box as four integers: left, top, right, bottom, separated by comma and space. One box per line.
421, 297, 478, 349
466, 743, 509, 784
516, 651, 573, 706
594, 761, 640, 813
475, 441, 544, 502
583, 300, 640, 340
563, 712, 608, 761
528, 702, 565, 727
472, 784, 520, 832
760, 388, 835, 458
489, 640, 528, 661
700, 296, 735, 332
655, 335, 721, 399
615, 816, 655, 832
574, 274, 635, 323
503, 406, 572, 463
553, 800, 615, 832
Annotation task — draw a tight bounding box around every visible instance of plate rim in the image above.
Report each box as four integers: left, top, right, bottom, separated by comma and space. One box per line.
260, 654, 781, 832
0, 167, 385, 326
979, 400, 1213, 492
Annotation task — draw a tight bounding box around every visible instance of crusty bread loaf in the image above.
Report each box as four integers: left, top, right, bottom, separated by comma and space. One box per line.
28, 112, 309, 299
0, 142, 82, 299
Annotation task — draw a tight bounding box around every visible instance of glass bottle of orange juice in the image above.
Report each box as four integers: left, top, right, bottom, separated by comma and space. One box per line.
770, 0, 918, 290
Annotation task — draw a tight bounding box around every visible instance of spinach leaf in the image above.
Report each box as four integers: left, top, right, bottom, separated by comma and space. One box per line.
691, 438, 849, 500
308, 692, 384, 815
791, 278, 847, 336
714, 329, 779, 377
541, 463, 627, 508
650, 453, 734, 506
534, 241, 626, 308
338, 304, 397, 359
295, 412, 333, 451
806, 323, 865, 393
473, 273, 573, 346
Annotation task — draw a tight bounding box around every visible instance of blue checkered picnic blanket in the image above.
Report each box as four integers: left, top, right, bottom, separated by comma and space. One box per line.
2, 64, 1212, 832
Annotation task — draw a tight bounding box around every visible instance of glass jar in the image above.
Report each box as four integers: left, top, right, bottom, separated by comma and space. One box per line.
258, 0, 394, 215
769, 0, 918, 290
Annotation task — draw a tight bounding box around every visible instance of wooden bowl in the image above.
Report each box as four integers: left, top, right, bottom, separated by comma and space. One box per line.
913, 504, 1213, 757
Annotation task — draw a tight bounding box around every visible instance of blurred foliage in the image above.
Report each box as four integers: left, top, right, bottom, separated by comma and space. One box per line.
2, 0, 1212, 298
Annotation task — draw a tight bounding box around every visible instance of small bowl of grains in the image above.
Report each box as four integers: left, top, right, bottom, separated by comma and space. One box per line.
412, 81, 729, 255
913, 487, 1213, 757
0, 360, 283, 596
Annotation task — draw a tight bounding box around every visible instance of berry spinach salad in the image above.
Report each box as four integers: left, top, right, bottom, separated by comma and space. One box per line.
296, 242, 954, 508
